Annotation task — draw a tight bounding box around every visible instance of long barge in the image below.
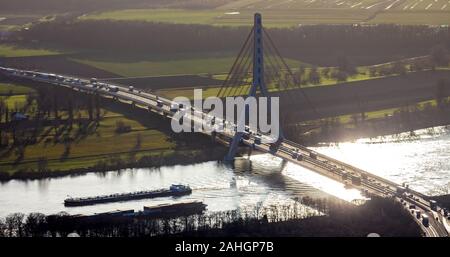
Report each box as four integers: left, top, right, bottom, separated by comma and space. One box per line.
142, 201, 207, 218
64, 184, 192, 207
68, 201, 207, 222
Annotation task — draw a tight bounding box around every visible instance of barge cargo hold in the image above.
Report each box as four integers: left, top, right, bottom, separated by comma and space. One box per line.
69, 201, 207, 221
64, 184, 191, 207
143, 201, 207, 218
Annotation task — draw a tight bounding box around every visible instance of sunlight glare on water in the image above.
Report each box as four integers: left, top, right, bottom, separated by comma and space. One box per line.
249, 154, 367, 203
312, 126, 450, 195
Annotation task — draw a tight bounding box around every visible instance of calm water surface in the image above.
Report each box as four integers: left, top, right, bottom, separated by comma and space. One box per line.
1, 126, 449, 217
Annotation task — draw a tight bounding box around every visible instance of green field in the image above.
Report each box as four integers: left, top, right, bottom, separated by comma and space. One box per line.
217, 0, 450, 11
369, 11, 450, 25
73, 55, 237, 77
73, 53, 302, 77
80, 9, 224, 25
0, 108, 178, 174
0, 82, 35, 95
0, 127, 176, 175
0, 83, 182, 175
81, 8, 373, 27
0, 44, 61, 57
331, 99, 440, 125
80, 0, 450, 26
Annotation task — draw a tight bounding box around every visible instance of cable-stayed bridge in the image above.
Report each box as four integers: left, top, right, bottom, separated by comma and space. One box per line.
1, 13, 448, 237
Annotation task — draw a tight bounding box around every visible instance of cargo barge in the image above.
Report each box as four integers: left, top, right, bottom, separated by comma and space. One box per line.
143, 201, 207, 218
68, 201, 207, 221
64, 184, 191, 207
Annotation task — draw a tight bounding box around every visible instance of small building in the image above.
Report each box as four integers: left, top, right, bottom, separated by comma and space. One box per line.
11, 112, 29, 121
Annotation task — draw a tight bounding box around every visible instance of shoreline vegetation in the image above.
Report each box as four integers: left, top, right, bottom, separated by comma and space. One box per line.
0, 147, 228, 181
297, 103, 450, 146
0, 196, 422, 237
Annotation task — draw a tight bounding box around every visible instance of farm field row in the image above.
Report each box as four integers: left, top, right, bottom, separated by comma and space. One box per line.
0, 44, 61, 58
217, 0, 450, 11
81, 3, 450, 26
80, 8, 373, 26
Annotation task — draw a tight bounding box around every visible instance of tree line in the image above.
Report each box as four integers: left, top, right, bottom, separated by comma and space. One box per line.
0, 196, 421, 237
12, 20, 450, 64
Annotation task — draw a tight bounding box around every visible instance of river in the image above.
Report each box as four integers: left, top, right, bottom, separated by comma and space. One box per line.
0, 126, 449, 218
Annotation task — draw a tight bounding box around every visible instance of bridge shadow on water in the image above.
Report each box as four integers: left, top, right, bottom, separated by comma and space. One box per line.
229, 155, 354, 208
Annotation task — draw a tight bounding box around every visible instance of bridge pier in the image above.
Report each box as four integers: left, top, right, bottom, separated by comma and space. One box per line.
247, 145, 253, 159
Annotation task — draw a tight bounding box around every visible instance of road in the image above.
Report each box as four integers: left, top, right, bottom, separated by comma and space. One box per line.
1, 66, 448, 237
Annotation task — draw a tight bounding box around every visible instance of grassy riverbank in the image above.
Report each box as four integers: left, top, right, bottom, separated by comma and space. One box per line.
292, 99, 450, 146
0, 80, 227, 180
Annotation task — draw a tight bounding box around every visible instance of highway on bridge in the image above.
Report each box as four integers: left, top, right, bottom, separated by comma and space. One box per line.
1, 66, 449, 237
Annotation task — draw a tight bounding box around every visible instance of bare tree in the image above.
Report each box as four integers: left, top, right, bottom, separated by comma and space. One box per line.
25, 213, 47, 237
5, 213, 25, 237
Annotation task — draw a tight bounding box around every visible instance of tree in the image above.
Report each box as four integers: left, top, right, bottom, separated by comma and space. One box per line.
25, 213, 47, 237
0, 218, 5, 237
5, 106, 9, 123
5, 213, 25, 237
52, 93, 59, 120
369, 67, 377, 77
308, 66, 321, 84
26, 93, 36, 106
0, 98, 5, 122
87, 94, 93, 121
333, 70, 348, 82
436, 79, 449, 109
392, 61, 407, 75
135, 133, 142, 150
431, 45, 449, 67
0, 132, 9, 147
95, 94, 101, 121
37, 157, 48, 172
67, 98, 74, 127
115, 120, 131, 134
337, 55, 356, 74
298, 65, 306, 77
321, 67, 331, 78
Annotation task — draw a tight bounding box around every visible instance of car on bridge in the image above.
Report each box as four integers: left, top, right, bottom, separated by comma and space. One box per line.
421, 214, 430, 227
291, 149, 299, 159
416, 211, 422, 219
254, 136, 262, 145
309, 151, 318, 159
170, 103, 179, 112
109, 86, 119, 92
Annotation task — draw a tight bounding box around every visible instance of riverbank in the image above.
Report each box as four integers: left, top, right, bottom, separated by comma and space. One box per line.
295, 102, 450, 146
0, 79, 229, 181
0, 146, 228, 181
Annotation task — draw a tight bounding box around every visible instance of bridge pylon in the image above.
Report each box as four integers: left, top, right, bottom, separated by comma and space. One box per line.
224, 13, 280, 161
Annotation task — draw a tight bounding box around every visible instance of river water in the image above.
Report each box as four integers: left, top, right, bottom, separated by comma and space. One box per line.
0, 126, 449, 218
